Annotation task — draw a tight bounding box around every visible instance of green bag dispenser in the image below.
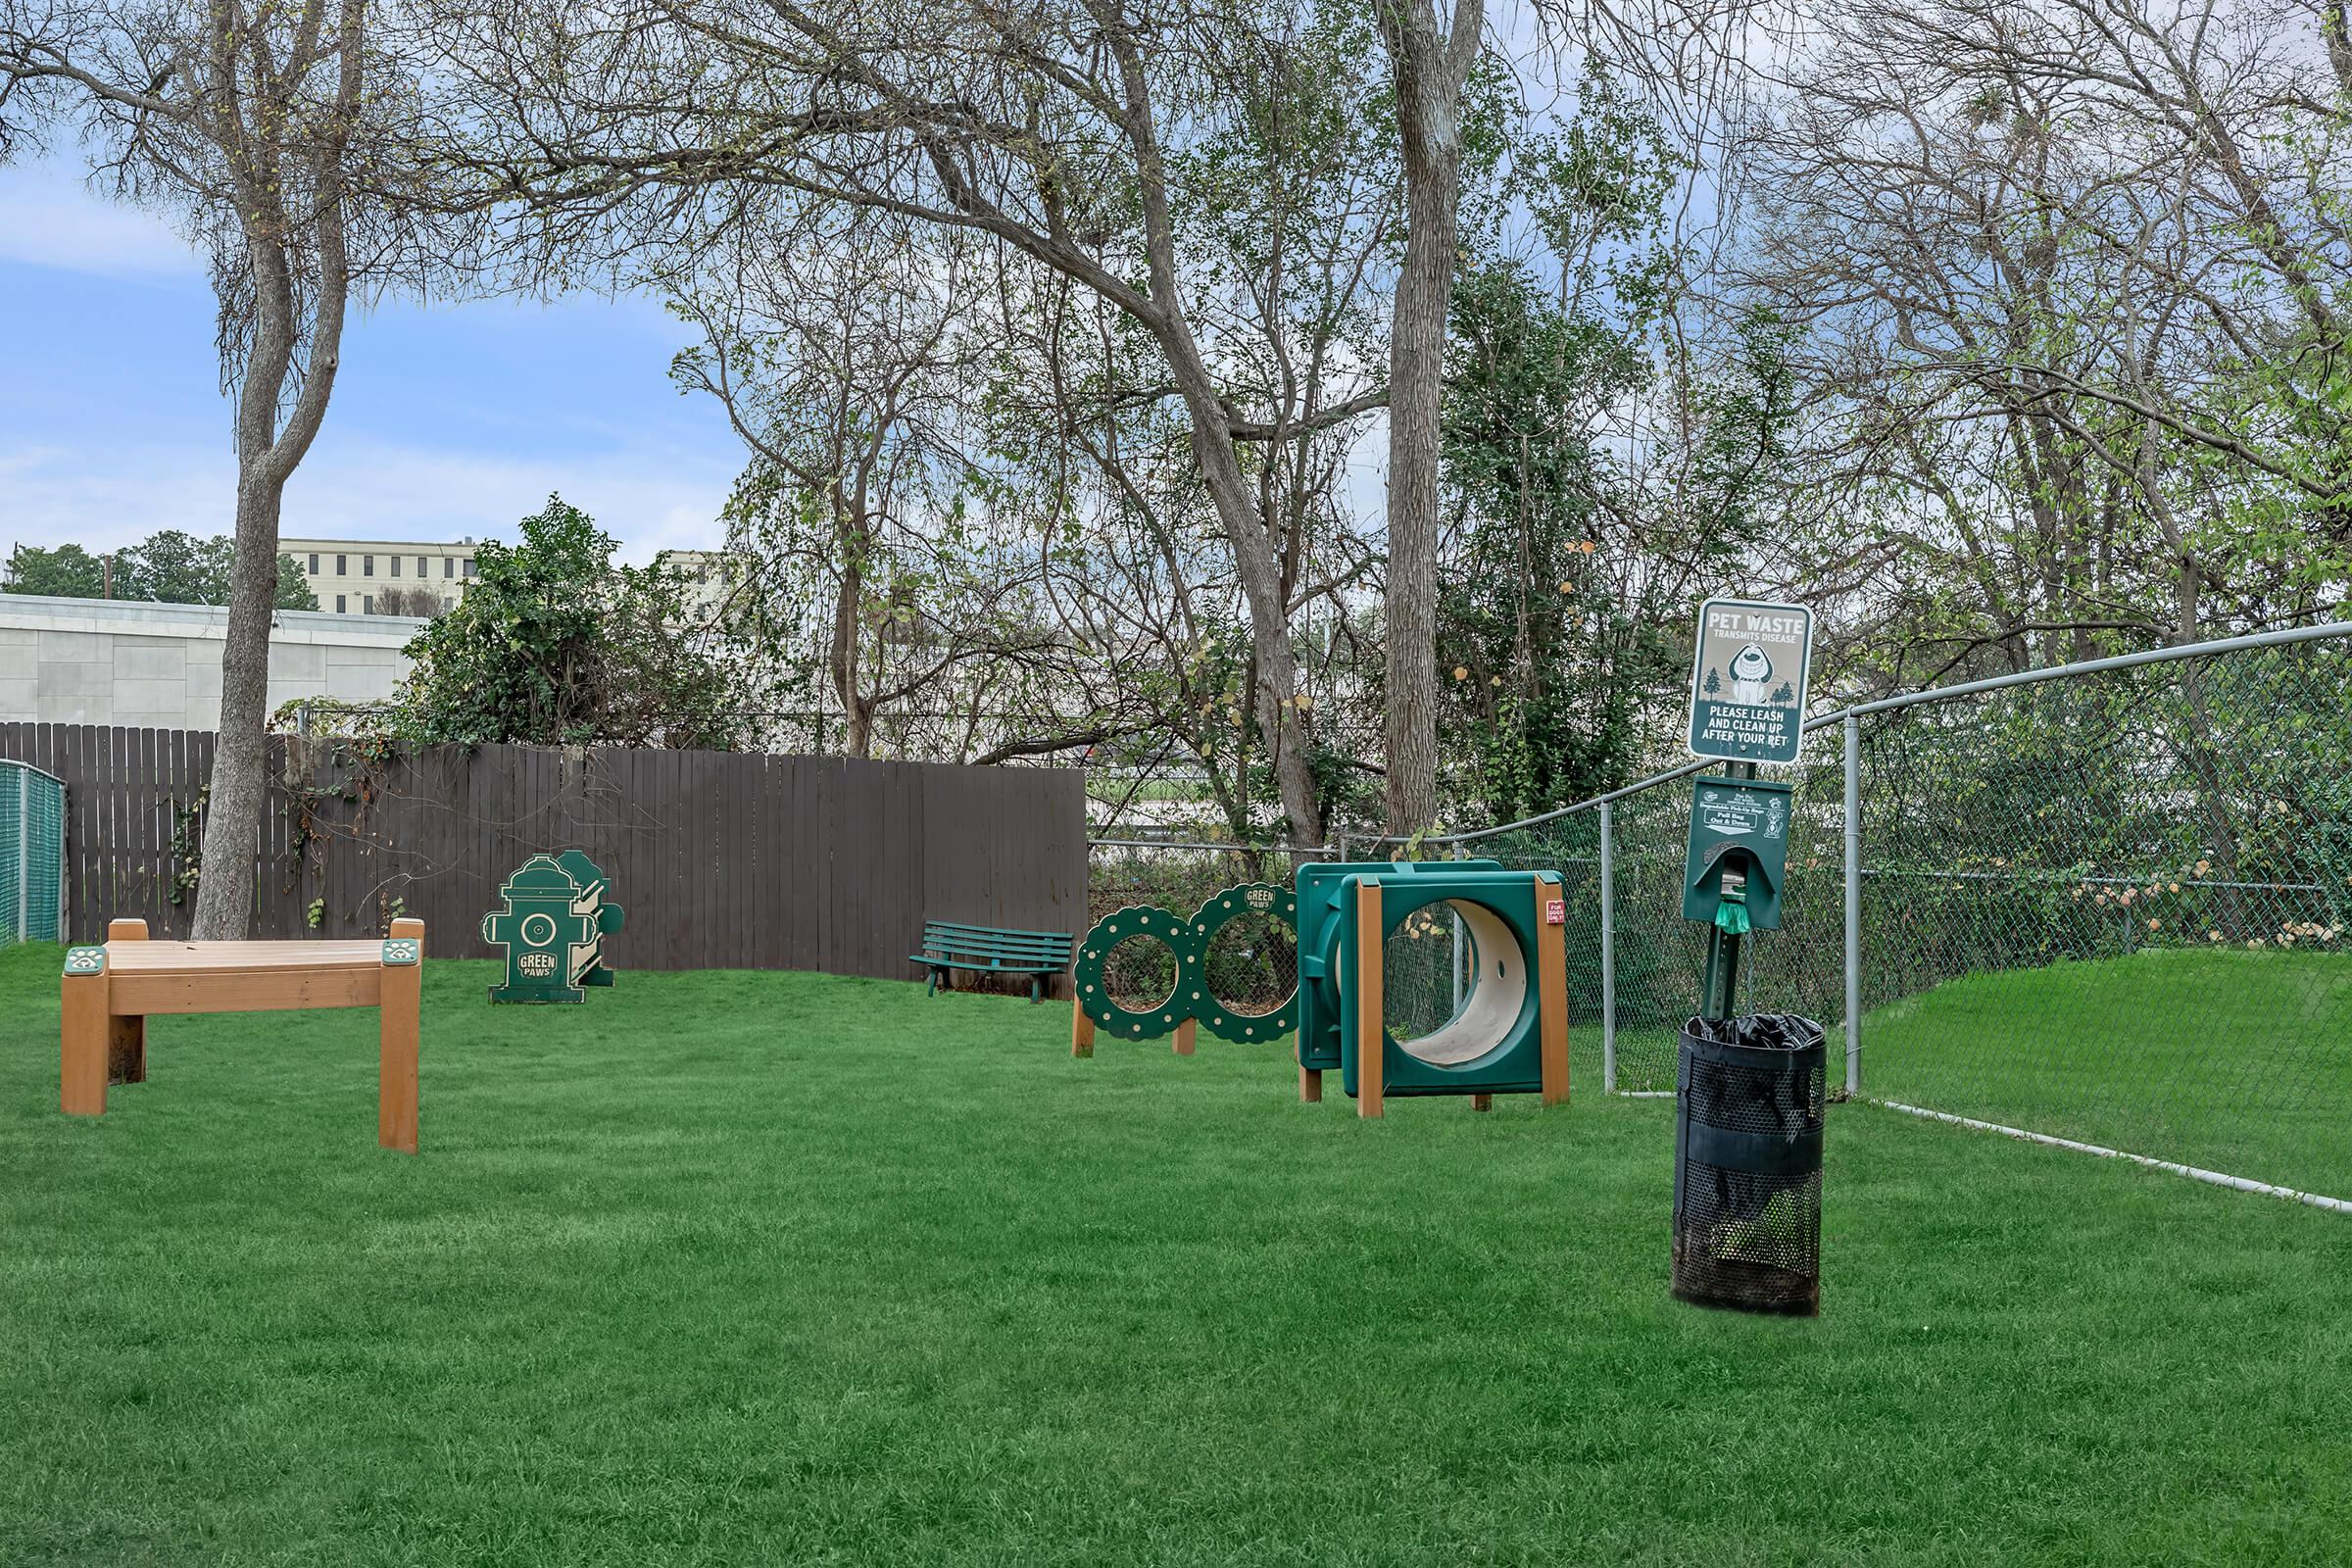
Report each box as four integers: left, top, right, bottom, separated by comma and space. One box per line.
1683, 776, 1792, 933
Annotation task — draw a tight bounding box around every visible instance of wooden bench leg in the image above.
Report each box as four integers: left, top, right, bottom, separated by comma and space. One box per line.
106, 919, 148, 1085
379, 918, 423, 1154
62, 960, 110, 1117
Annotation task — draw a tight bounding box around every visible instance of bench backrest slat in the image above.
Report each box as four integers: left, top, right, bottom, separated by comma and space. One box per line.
924, 920, 1078, 943
917, 921, 1073, 965
920, 933, 1068, 954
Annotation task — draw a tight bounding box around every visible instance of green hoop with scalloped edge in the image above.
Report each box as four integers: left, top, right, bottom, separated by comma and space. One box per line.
1072, 905, 1204, 1040
1192, 883, 1298, 1043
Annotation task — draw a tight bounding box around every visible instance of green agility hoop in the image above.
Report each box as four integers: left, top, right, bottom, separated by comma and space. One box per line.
1192, 882, 1299, 1043
1072, 905, 1204, 1039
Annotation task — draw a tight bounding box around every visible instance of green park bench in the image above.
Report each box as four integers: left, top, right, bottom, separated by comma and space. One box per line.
910, 921, 1075, 1004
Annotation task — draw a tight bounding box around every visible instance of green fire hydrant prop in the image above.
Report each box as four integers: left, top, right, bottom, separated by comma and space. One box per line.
482, 853, 626, 1004
1683, 775, 1791, 1020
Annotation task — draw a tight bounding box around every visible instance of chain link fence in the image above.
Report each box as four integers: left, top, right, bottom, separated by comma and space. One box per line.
1446, 624, 2352, 1202
0, 760, 68, 948
1846, 634, 2351, 1198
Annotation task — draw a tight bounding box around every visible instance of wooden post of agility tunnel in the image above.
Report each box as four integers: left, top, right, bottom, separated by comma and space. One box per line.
1299, 1064, 1322, 1102
1356, 879, 1384, 1119
379, 918, 424, 1155
1172, 1018, 1197, 1056
105, 918, 148, 1085
1537, 874, 1569, 1107
1070, 998, 1096, 1058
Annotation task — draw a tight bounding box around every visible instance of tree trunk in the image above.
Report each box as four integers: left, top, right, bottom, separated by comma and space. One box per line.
830, 553, 873, 758
188, 199, 351, 936
189, 471, 286, 938
1377, 0, 1481, 837
1179, 393, 1326, 848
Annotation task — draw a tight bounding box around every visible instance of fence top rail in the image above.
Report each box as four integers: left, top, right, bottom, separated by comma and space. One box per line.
1834, 617, 2352, 720
1353, 617, 2352, 850
1090, 837, 1335, 855
0, 758, 67, 789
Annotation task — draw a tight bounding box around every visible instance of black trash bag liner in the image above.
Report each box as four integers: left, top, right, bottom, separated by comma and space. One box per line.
1682, 1012, 1823, 1052
1672, 1013, 1826, 1315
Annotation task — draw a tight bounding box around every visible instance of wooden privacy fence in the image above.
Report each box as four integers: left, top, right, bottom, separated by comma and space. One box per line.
0, 724, 1088, 987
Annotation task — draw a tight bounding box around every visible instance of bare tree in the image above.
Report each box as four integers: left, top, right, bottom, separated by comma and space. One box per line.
1737, 0, 2352, 689
672, 219, 1013, 758
983, 244, 1383, 839
374, 585, 449, 617
2, 0, 469, 935
426, 0, 1401, 845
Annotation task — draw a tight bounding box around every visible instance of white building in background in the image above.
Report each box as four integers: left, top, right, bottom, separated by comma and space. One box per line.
283, 539, 744, 618
0, 594, 422, 730
282, 537, 483, 616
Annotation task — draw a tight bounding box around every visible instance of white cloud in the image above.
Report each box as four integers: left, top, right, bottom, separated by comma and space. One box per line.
0, 441, 229, 552
0, 432, 737, 564
0, 160, 203, 279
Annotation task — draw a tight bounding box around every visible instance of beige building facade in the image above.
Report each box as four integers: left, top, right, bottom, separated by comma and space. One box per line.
283, 537, 482, 616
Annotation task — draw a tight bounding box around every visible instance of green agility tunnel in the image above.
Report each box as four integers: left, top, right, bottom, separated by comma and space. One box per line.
1295, 860, 1570, 1111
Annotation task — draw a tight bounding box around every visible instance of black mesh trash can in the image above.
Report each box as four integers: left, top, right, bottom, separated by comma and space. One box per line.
1672, 1014, 1826, 1315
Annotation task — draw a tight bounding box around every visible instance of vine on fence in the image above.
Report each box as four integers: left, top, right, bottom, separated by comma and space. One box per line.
275, 730, 410, 928
166, 783, 209, 906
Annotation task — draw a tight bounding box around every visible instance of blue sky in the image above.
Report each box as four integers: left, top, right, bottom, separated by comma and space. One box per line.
0, 157, 747, 564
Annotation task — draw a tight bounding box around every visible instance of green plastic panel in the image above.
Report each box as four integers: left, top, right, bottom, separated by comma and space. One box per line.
1071, 905, 1201, 1039
481, 852, 624, 1004
1338, 869, 1554, 1098
1192, 882, 1298, 1044
1294, 859, 1503, 1072
2, 762, 66, 949
1682, 776, 1792, 931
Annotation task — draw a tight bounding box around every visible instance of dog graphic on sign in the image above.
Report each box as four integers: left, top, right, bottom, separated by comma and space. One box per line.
1729, 643, 1773, 705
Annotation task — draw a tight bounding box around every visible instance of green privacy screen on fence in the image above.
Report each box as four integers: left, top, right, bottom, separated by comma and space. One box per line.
0, 760, 67, 947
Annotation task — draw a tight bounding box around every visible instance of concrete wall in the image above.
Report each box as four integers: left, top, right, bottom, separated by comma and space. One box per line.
0, 594, 423, 729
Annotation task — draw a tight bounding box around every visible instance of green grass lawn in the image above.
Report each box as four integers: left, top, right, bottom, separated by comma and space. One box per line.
1863, 949, 2352, 1197
1607, 949, 2351, 1200
3, 943, 2350, 1566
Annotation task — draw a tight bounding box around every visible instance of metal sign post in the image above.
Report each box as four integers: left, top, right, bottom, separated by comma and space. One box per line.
1684, 600, 1813, 1020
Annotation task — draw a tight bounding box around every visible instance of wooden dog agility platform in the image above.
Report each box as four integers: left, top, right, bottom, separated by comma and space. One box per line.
60, 916, 426, 1153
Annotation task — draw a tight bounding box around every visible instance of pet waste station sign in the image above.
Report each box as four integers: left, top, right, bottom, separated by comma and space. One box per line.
1686, 599, 1814, 766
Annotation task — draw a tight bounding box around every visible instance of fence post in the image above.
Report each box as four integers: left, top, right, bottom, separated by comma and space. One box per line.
16, 770, 27, 944
1450, 842, 1465, 1016
1843, 713, 1862, 1098
1599, 800, 1617, 1096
